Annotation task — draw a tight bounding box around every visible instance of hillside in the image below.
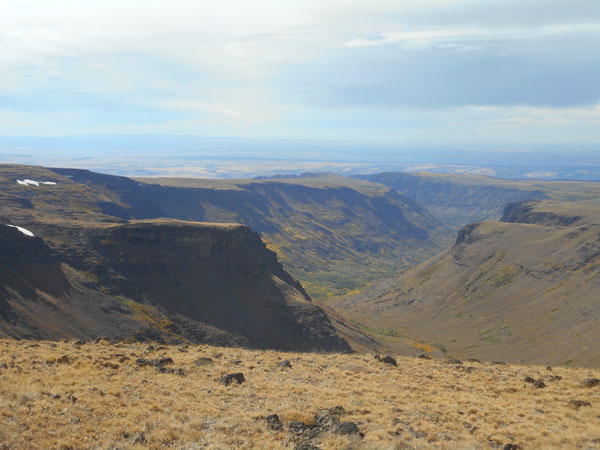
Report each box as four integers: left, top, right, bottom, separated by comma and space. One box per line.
355, 172, 547, 227
335, 197, 600, 366
0, 221, 349, 351
1, 339, 599, 449
0, 164, 351, 350
46, 167, 450, 299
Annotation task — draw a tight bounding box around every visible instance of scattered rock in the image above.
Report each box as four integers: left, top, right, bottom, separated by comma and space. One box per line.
277, 360, 292, 369
157, 367, 186, 377
135, 357, 174, 368
194, 357, 214, 367
492, 361, 506, 365
220, 372, 245, 386
569, 399, 592, 410
124, 432, 146, 444
265, 414, 283, 432
294, 444, 321, 450
57, 355, 72, 364
333, 421, 362, 436
417, 353, 432, 360
289, 421, 321, 439
467, 358, 481, 363
524, 376, 545, 388
314, 406, 344, 429
381, 355, 397, 366
546, 366, 553, 371
230, 359, 242, 365
581, 378, 600, 388
503, 444, 522, 450
444, 359, 463, 365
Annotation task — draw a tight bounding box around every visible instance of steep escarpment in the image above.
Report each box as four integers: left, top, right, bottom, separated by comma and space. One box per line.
356, 172, 547, 227
501, 201, 583, 227
0, 222, 349, 351
334, 200, 600, 366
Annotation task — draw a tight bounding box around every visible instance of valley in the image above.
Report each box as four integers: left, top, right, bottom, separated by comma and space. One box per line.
2, 163, 600, 368
335, 192, 600, 366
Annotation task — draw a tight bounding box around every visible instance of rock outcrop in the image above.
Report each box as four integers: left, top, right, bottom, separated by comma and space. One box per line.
0, 222, 350, 352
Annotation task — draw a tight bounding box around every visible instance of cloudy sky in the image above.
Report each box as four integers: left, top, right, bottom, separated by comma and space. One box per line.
2, 0, 600, 147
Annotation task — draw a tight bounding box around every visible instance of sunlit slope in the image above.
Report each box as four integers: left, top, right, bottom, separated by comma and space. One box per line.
336, 199, 600, 367
1, 339, 599, 449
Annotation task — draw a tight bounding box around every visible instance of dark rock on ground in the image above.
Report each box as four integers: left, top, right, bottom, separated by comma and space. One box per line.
294, 444, 321, 450
220, 372, 245, 386
569, 399, 592, 409
314, 407, 344, 430
417, 353, 432, 360
277, 360, 292, 369
381, 355, 397, 366
333, 421, 362, 436
136, 357, 174, 368
444, 359, 463, 365
467, 358, 480, 363
157, 367, 186, 377
582, 378, 600, 388
524, 376, 546, 388
503, 444, 522, 450
289, 422, 321, 439
492, 361, 507, 365
266, 414, 283, 432
194, 357, 214, 366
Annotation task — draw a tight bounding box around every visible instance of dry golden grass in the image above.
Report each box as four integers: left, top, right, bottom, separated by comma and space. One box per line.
0, 339, 599, 449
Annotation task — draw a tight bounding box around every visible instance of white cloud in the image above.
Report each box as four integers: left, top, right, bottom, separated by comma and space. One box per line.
1, 1, 600, 141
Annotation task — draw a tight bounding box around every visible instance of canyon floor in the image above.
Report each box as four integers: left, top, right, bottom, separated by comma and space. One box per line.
1, 339, 599, 449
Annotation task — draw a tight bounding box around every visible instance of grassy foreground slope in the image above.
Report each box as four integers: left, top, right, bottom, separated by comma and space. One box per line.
1, 339, 599, 449
335, 195, 600, 367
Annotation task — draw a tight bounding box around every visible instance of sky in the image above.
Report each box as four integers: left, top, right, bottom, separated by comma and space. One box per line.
2, 0, 600, 148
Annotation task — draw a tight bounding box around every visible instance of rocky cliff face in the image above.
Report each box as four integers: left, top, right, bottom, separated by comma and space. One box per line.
0, 222, 349, 351
501, 201, 582, 227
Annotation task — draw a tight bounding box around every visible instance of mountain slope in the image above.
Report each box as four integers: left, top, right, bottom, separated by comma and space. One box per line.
47, 168, 450, 298
0, 221, 349, 351
335, 199, 600, 366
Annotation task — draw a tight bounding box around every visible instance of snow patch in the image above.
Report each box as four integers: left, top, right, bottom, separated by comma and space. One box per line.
17, 179, 57, 186
7, 225, 34, 237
